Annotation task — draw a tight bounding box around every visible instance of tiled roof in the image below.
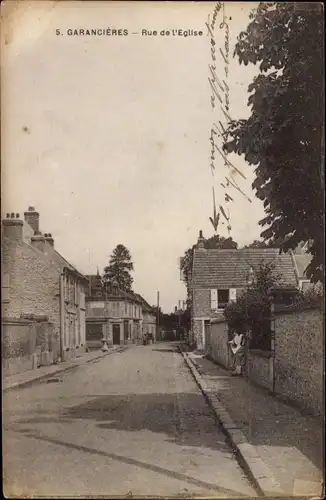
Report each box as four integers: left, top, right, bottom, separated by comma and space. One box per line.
135, 293, 154, 312
85, 275, 142, 302
192, 248, 298, 289
293, 253, 312, 279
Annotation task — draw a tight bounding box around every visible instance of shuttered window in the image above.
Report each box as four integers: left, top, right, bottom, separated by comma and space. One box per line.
229, 288, 237, 302
210, 289, 218, 310
2, 274, 10, 302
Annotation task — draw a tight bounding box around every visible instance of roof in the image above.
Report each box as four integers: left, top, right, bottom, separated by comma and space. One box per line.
22, 218, 86, 280
192, 248, 298, 289
85, 275, 141, 303
135, 293, 155, 312
293, 253, 312, 279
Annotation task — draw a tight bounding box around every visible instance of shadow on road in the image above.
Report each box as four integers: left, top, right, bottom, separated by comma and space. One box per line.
8, 392, 232, 453
8, 428, 250, 498
151, 349, 177, 353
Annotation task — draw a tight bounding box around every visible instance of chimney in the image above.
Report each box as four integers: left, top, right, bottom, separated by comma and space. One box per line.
2, 213, 23, 243
197, 230, 205, 250
31, 233, 46, 252
24, 206, 39, 234
44, 233, 54, 247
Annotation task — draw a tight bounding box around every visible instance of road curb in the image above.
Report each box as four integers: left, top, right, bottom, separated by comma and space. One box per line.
179, 346, 285, 497
2, 346, 124, 392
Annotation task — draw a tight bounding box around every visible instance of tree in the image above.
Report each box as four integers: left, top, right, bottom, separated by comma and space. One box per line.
103, 244, 134, 292
223, 261, 281, 349
223, 3, 324, 283
242, 239, 279, 249
180, 234, 238, 299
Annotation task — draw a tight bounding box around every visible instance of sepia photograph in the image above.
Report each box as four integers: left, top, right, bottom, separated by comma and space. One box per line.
1, 1, 324, 498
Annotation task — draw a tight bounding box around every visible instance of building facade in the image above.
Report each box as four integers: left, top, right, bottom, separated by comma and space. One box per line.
85, 275, 143, 347
135, 294, 156, 341
190, 231, 298, 350
2, 207, 87, 374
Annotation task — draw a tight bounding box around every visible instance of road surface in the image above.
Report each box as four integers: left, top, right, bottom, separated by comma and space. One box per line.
3, 343, 256, 498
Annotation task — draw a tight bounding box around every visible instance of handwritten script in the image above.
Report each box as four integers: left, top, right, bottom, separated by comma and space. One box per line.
206, 3, 251, 233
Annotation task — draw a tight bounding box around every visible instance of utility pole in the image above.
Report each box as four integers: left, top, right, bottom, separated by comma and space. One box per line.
156, 291, 160, 341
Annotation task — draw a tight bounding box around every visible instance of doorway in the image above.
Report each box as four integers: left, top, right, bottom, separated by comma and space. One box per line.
204, 320, 211, 354
113, 324, 121, 345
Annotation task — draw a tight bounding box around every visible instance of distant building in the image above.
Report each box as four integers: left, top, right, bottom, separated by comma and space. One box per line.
190, 231, 298, 350
135, 294, 156, 341
85, 274, 143, 347
289, 242, 320, 293
2, 207, 87, 375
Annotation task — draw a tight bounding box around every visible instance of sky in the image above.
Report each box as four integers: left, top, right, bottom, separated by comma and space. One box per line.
1, 1, 264, 312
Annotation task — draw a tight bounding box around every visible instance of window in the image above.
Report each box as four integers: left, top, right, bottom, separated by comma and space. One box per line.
74, 281, 79, 305
2, 274, 10, 302
301, 280, 311, 292
211, 288, 237, 310
217, 289, 229, 309
64, 275, 69, 302
80, 291, 85, 310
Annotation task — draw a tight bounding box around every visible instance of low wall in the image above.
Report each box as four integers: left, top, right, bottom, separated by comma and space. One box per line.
247, 349, 273, 392
209, 319, 231, 369
274, 307, 323, 416
2, 318, 37, 376
2, 317, 60, 376
3, 354, 38, 377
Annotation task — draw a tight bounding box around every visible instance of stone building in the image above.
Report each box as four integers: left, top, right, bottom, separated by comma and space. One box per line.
2, 207, 87, 375
85, 274, 143, 347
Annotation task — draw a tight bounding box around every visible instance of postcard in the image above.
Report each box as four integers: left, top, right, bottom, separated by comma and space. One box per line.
1, 2, 324, 498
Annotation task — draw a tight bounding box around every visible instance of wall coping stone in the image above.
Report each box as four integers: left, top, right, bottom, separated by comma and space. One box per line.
2, 317, 34, 325
249, 349, 272, 359
211, 317, 227, 325
273, 304, 322, 315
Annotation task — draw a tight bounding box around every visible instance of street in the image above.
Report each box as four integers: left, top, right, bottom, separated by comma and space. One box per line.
3, 343, 256, 498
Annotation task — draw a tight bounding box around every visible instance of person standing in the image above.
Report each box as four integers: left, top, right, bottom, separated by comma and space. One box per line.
228, 332, 246, 376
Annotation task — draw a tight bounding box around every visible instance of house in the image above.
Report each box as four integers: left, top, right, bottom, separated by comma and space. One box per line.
190, 231, 298, 350
289, 246, 314, 293
2, 207, 88, 375
135, 294, 156, 341
85, 274, 143, 347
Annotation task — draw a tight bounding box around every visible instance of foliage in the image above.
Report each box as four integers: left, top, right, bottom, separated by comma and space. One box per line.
224, 261, 281, 348
242, 239, 279, 249
285, 283, 323, 311
103, 244, 134, 292
180, 234, 238, 299
223, 3, 324, 283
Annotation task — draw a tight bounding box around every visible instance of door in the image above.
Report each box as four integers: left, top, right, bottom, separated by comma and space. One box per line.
123, 320, 129, 342
204, 320, 211, 355
113, 324, 121, 345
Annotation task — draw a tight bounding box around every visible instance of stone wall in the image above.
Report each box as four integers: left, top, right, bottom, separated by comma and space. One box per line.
2, 317, 59, 376
209, 319, 230, 368
274, 308, 323, 416
2, 318, 37, 376
2, 236, 61, 348
247, 350, 273, 392
193, 319, 203, 349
